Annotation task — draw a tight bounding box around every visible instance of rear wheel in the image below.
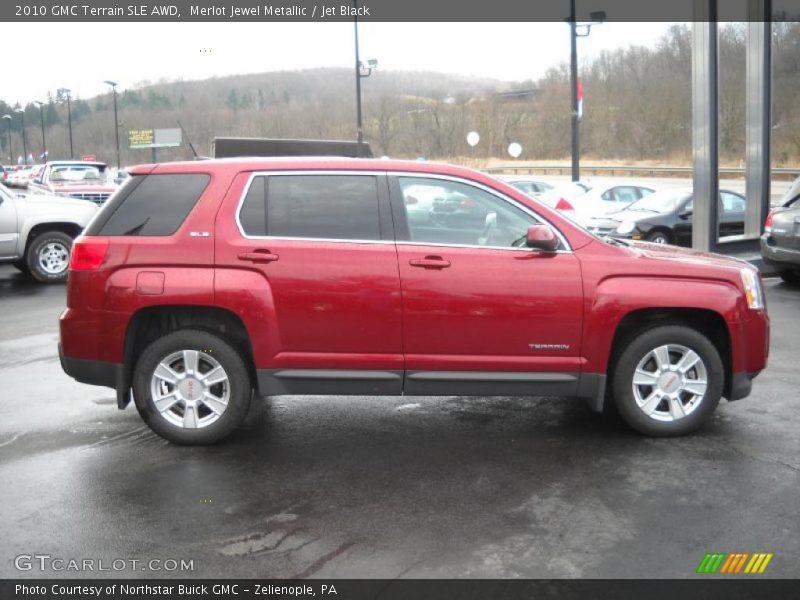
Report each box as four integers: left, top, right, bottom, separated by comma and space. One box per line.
133, 329, 252, 445
25, 231, 72, 283
611, 325, 723, 436
778, 269, 800, 286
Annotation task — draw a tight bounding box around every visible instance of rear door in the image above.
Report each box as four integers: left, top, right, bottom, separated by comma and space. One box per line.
389, 174, 584, 396
214, 170, 403, 394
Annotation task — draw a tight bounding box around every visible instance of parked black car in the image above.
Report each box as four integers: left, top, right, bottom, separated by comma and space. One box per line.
761, 180, 800, 285
583, 187, 746, 246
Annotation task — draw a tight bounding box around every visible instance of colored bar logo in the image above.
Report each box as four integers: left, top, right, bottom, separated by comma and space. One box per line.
696, 552, 773, 574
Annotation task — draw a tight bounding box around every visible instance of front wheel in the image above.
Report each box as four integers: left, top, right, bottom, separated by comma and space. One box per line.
25, 231, 72, 283
611, 325, 723, 436
133, 329, 252, 445
645, 230, 671, 245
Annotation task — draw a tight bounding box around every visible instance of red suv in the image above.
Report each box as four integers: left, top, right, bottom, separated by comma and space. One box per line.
59, 159, 770, 444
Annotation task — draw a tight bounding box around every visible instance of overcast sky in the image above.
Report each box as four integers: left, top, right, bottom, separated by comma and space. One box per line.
4, 22, 674, 105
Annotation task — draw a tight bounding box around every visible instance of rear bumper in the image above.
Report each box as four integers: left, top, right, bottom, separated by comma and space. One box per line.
58, 343, 121, 389
760, 235, 800, 269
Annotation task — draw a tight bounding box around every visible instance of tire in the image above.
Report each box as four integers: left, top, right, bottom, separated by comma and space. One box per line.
132, 329, 252, 445
611, 325, 723, 437
778, 270, 800, 286
25, 231, 72, 283
645, 230, 671, 245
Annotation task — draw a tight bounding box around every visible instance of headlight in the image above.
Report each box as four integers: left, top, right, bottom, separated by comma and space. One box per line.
615, 221, 636, 235
740, 268, 764, 310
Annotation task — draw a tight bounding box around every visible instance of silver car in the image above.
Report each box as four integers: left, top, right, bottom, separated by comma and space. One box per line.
0, 183, 98, 282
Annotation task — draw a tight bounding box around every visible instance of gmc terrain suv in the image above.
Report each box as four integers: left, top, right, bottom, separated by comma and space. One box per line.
59, 159, 770, 444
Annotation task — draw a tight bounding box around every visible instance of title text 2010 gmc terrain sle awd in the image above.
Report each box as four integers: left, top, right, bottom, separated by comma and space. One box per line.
59, 159, 769, 444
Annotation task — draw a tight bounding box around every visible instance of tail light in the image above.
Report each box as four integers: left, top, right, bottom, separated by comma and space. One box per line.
764, 209, 775, 233
69, 237, 109, 271
555, 197, 574, 211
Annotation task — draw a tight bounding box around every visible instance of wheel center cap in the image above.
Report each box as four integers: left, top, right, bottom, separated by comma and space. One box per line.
658, 372, 681, 394
179, 377, 202, 401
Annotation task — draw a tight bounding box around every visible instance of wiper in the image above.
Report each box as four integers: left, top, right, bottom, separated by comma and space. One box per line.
123, 218, 150, 236
626, 207, 659, 213
602, 235, 629, 247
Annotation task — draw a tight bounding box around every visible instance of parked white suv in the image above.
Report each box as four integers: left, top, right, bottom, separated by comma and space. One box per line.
0, 183, 98, 282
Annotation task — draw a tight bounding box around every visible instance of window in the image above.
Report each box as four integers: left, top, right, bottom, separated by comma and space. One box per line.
238, 174, 380, 241
398, 177, 537, 248
240, 176, 267, 236
721, 192, 746, 213
639, 188, 655, 198
614, 187, 641, 203
92, 173, 210, 236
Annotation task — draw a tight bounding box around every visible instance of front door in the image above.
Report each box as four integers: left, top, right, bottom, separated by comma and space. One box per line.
389, 175, 584, 396
0, 189, 18, 258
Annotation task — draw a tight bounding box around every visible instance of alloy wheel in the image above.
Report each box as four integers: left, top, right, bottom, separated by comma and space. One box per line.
150, 349, 231, 429
631, 343, 708, 422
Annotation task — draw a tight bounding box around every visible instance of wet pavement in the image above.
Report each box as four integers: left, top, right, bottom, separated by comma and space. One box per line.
1, 264, 798, 579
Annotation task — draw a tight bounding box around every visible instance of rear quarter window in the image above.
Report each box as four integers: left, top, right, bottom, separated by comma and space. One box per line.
86, 173, 210, 236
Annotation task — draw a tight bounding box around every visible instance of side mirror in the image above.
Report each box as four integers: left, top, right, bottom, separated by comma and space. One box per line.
525, 224, 559, 251
679, 210, 693, 220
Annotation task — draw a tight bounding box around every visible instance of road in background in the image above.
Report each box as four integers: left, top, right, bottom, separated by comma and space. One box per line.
1, 265, 798, 578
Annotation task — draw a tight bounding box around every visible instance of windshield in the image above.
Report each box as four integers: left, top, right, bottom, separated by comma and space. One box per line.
623, 189, 690, 213
50, 166, 104, 182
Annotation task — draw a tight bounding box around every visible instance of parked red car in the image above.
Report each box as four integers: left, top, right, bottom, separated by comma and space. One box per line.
59, 159, 769, 444
28, 160, 116, 204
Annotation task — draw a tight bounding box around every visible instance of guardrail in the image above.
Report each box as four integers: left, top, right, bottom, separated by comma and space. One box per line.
484, 164, 800, 180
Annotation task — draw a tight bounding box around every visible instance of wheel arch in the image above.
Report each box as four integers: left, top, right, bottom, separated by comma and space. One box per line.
607, 307, 733, 401
22, 221, 83, 255
120, 305, 258, 409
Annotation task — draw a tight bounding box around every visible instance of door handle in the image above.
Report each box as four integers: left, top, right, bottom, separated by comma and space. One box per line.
238, 250, 279, 263
409, 256, 451, 270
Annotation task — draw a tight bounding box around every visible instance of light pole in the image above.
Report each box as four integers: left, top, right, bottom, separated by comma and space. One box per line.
568, 4, 605, 182
14, 108, 27, 166
58, 88, 74, 159
352, 0, 377, 157
2, 115, 12, 165
34, 101, 47, 162
104, 80, 120, 169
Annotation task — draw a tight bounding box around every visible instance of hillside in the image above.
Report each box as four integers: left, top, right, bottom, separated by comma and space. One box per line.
2, 22, 800, 167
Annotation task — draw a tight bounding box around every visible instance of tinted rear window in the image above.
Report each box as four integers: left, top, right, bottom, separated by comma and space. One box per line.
90, 173, 210, 236
238, 174, 380, 240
